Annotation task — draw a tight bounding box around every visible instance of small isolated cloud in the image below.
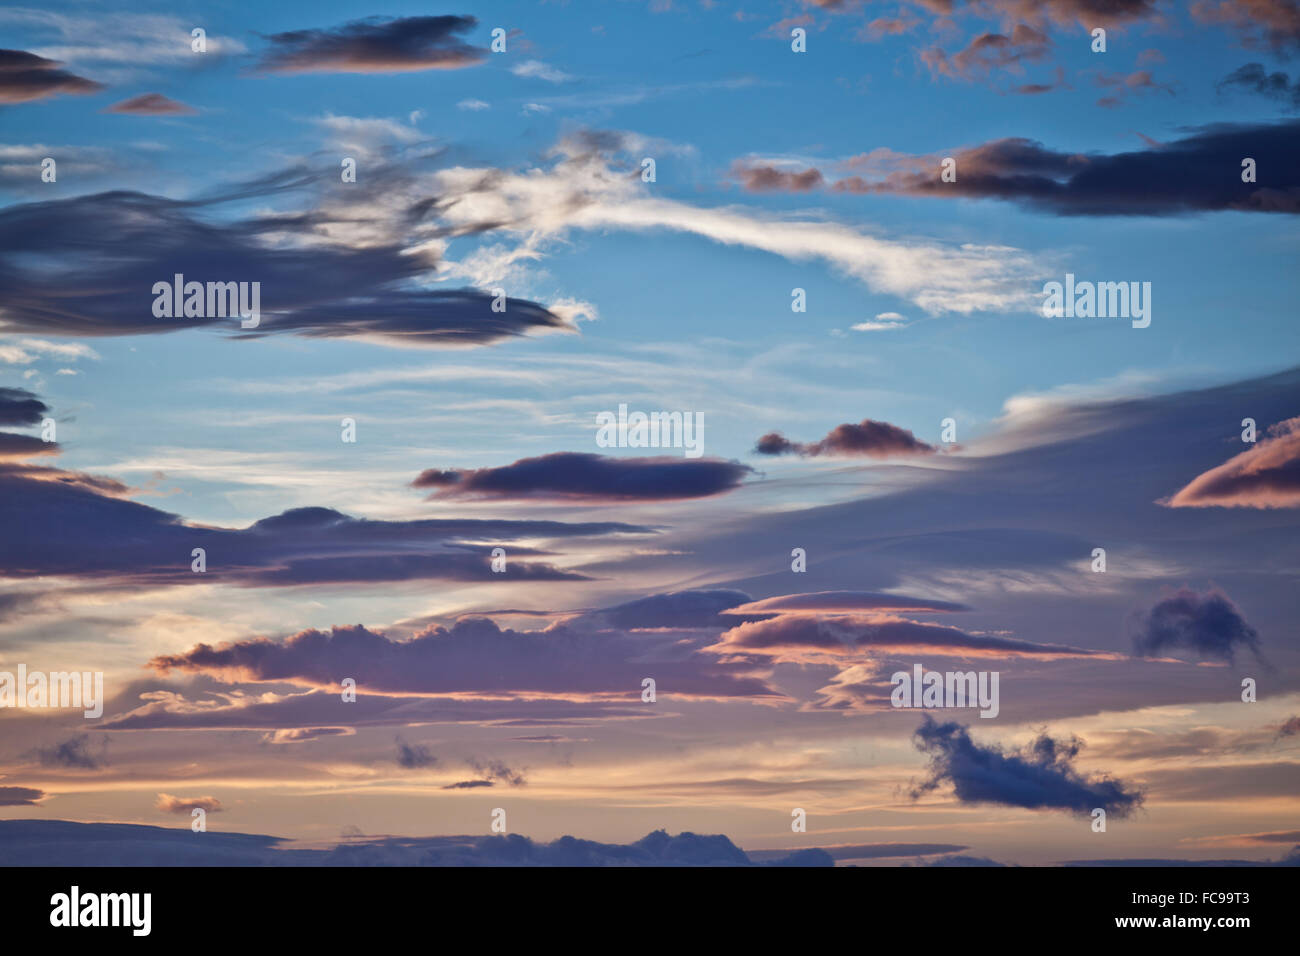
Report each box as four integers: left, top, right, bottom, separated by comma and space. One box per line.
457, 98, 490, 111
0, 786, 44, 806
731, 161, 825, 192
29, 734, 107, 769
1164, 417, 1300, 509
909, 717, 1144, 817
1130, 588, 1264, 664
852, 312, 908, 331
396, 737, 438, 769
0, 49, 103, 104
155, 793, 223, 814
511, 59, 576, 83
413, 452, 753, 502
921, 25, 1051, 85
1218, 62, 1300, 109
256, 15, 485, 75
103, 93, 196, 116
754, 418, 935, 458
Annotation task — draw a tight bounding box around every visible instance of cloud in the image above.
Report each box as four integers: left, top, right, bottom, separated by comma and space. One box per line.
256, 15, 485, 74
724, 591, 969, 615
0, 407, 650, 587
0, 48, 103, 103
920, 24, 1051, 85
104, 92, 196, 115
710, 614, 1113, 662
1191, 0, 1300, 55
467, 758, 527, 786
148, 615, 779, 700
1218, 62, 1300, 109
511, 59, 576, 83
457, 98, 490, 110
413, 452, 753, 502
1164, 417, 1300, 509
0, 187, 577, 345
0, 786, 44, 806
28, 734, 107, 769
0, 386, 48, 425
430, 129, 1042, 315
155, 793, 222, 814
731, 161, 825, 192
832, 121, 1300, 215
1129, 588, 1265, 664
909, 717, 1144, 817
1092, 69, 1174, 109
395, 737, 437, 769
754, 418, 935, 458
0, 820, 829, 866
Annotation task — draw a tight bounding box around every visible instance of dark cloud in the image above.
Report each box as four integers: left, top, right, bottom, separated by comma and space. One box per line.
256, 16, 486, 74
0, 821, 829, 866
0, 189, 574, 344
442, 779, 493, 789
27, 734, 107, 770
0, 786, 44, 806
833, 121, 1300, 215
395, 737, 437, 769
104, 93, 198, 115
148, 616, 779, 700
0, 49, 104, 104
755, 418, 935, 458
414, 452, 753, 501
1130, 588, 1265, 664
0, 422, 648, 586
1277, 716, 1300, 738
909, 717, 1144, 817
583, 589, 760, 629
468, 758, 527, 786
0, 387, 49, 426
1164, 417, 1300, 509
0, 433, 57, 460
1218, 62, 1300, 108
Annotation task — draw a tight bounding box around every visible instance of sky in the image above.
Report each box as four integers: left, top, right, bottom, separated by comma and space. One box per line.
1, 0, 1298, 867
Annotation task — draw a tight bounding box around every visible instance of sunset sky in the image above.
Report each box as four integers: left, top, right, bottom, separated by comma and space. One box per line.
1, 0, 1298, 866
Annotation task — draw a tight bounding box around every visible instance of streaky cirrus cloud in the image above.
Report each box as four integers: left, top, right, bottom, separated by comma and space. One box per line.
754, 418, 936, 458
909, 717, 1144, 817
103, 92, 197, 115
413, 452, 754, 502
1163, 417, 1300, 509
723, 590, 970, 615
255, 15, 485, 75
709, 613, 1117, 662
1129, 587, 1265, 664
0, 48, 102, 103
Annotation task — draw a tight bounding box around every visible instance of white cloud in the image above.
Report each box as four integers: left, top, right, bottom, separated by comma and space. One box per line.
511, 59, 576, 84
